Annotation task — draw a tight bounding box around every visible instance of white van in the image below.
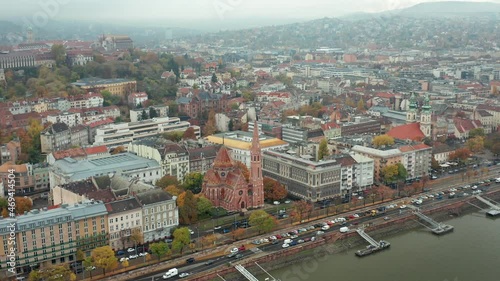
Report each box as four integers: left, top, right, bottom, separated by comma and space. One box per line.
339, 227, 349, 233
162, 268, 178, 279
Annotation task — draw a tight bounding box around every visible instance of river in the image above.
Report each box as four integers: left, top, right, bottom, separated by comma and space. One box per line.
262, 212, 500, 281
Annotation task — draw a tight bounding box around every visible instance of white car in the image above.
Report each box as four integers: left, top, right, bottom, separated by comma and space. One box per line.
399, 205, 407, 209
321, 225, 330, 231
139, 252, 148, 257
127, 248, 135, 253
230, 248, 239, 254
285, 200, 291, 204
188, 229, 195, 235
471, 185, 478, 190
273, 201, 280, 205
129, 254, 139, 259
282, 243, 290, 248
179, 273, 190, 278
353, 214, 360, 218
119, 257, 129, 262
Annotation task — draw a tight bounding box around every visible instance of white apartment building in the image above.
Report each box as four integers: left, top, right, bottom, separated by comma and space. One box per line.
351, 154, 375, 190
69, 93, 104, 109
128, 139, 190, 182
47, 112, 81, 127
93, 117, 200, 147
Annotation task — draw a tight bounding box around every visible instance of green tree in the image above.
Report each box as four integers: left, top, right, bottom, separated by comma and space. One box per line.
318, 138, 329, 160
172, 227, 191, 254
76, 249, 85, 261
51, 44, 66, 66
141, 109, 148, 120
28, 265, 76, 281
149, 107, 158, 118
182, 172, 204, 194
101, 90, 121, 106
83, 256, 94, 278
196, 196, 214, 218
211, 73, 218, 83
249, 210, 277, 234
155, 175, 179, 188
469, 128, 485, 138
91, 246, 118, 275
228, 119, 234, 131
178, 191, 198, 224
149, 241, 170, 261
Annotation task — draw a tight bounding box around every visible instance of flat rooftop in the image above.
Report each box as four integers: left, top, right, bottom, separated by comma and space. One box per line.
51, 152, 159, 181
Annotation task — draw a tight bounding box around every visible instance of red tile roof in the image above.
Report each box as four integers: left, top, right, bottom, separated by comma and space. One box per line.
387, 122, 425, 141
213, 147, 235, 169
85, 145, 108, 155
321, 121, 340, 131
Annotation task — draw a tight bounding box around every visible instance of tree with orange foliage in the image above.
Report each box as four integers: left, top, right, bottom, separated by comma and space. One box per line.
15, 197, 33, 215
449, 148, 472, 162
110, 146, 125, 155
235, 161, 250, 182
263, 177, 287, 201
290, 200, 313, 223
182, 127, 197, 140
165, 185, 183, 196
231, 228, 245, 241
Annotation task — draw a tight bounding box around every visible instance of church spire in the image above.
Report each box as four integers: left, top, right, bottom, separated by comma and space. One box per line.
250, 120, 264, 209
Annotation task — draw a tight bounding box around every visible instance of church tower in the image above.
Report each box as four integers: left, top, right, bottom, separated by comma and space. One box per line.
26, 26, 34, 44
420, 93, 432, 138
406, 92, 417, 123
250, 120, 264, 208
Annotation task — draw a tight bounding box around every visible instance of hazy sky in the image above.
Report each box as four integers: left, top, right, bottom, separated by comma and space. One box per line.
2, 0, 499, 24
4, 0, 497, 19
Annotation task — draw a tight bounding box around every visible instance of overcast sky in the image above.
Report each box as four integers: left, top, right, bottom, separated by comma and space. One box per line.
2, 0, 499, 23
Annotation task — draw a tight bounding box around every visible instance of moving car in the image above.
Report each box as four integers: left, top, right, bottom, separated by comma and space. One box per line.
339, 227, 349, 233
205, 260, 214, 266
179, 273, 190, 278
162, 268, 178, 279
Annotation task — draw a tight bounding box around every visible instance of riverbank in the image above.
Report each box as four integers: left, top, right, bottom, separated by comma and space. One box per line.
188, 189, 500, 281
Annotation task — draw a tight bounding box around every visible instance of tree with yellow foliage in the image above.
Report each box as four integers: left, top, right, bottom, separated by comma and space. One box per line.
372, 134, 395, 147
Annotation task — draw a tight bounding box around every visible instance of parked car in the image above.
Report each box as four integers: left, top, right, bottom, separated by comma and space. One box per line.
119, 257, 129, 262
186, 257, 195, 264
273, 201, 280, 205
238, 245, 246, 251
129, 254, 139, 259
127, 248, 135, 253
230, 247, 239, 253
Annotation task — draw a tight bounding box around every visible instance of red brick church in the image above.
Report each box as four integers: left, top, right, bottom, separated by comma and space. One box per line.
201, 122, 264, 212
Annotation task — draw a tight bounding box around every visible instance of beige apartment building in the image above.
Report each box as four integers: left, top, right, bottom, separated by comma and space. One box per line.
0, 201, 108, 276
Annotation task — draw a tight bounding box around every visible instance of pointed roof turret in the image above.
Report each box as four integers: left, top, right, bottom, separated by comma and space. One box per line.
213, 146, 234, 169
422, 93, 431, 113
409, 92, 417, 111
